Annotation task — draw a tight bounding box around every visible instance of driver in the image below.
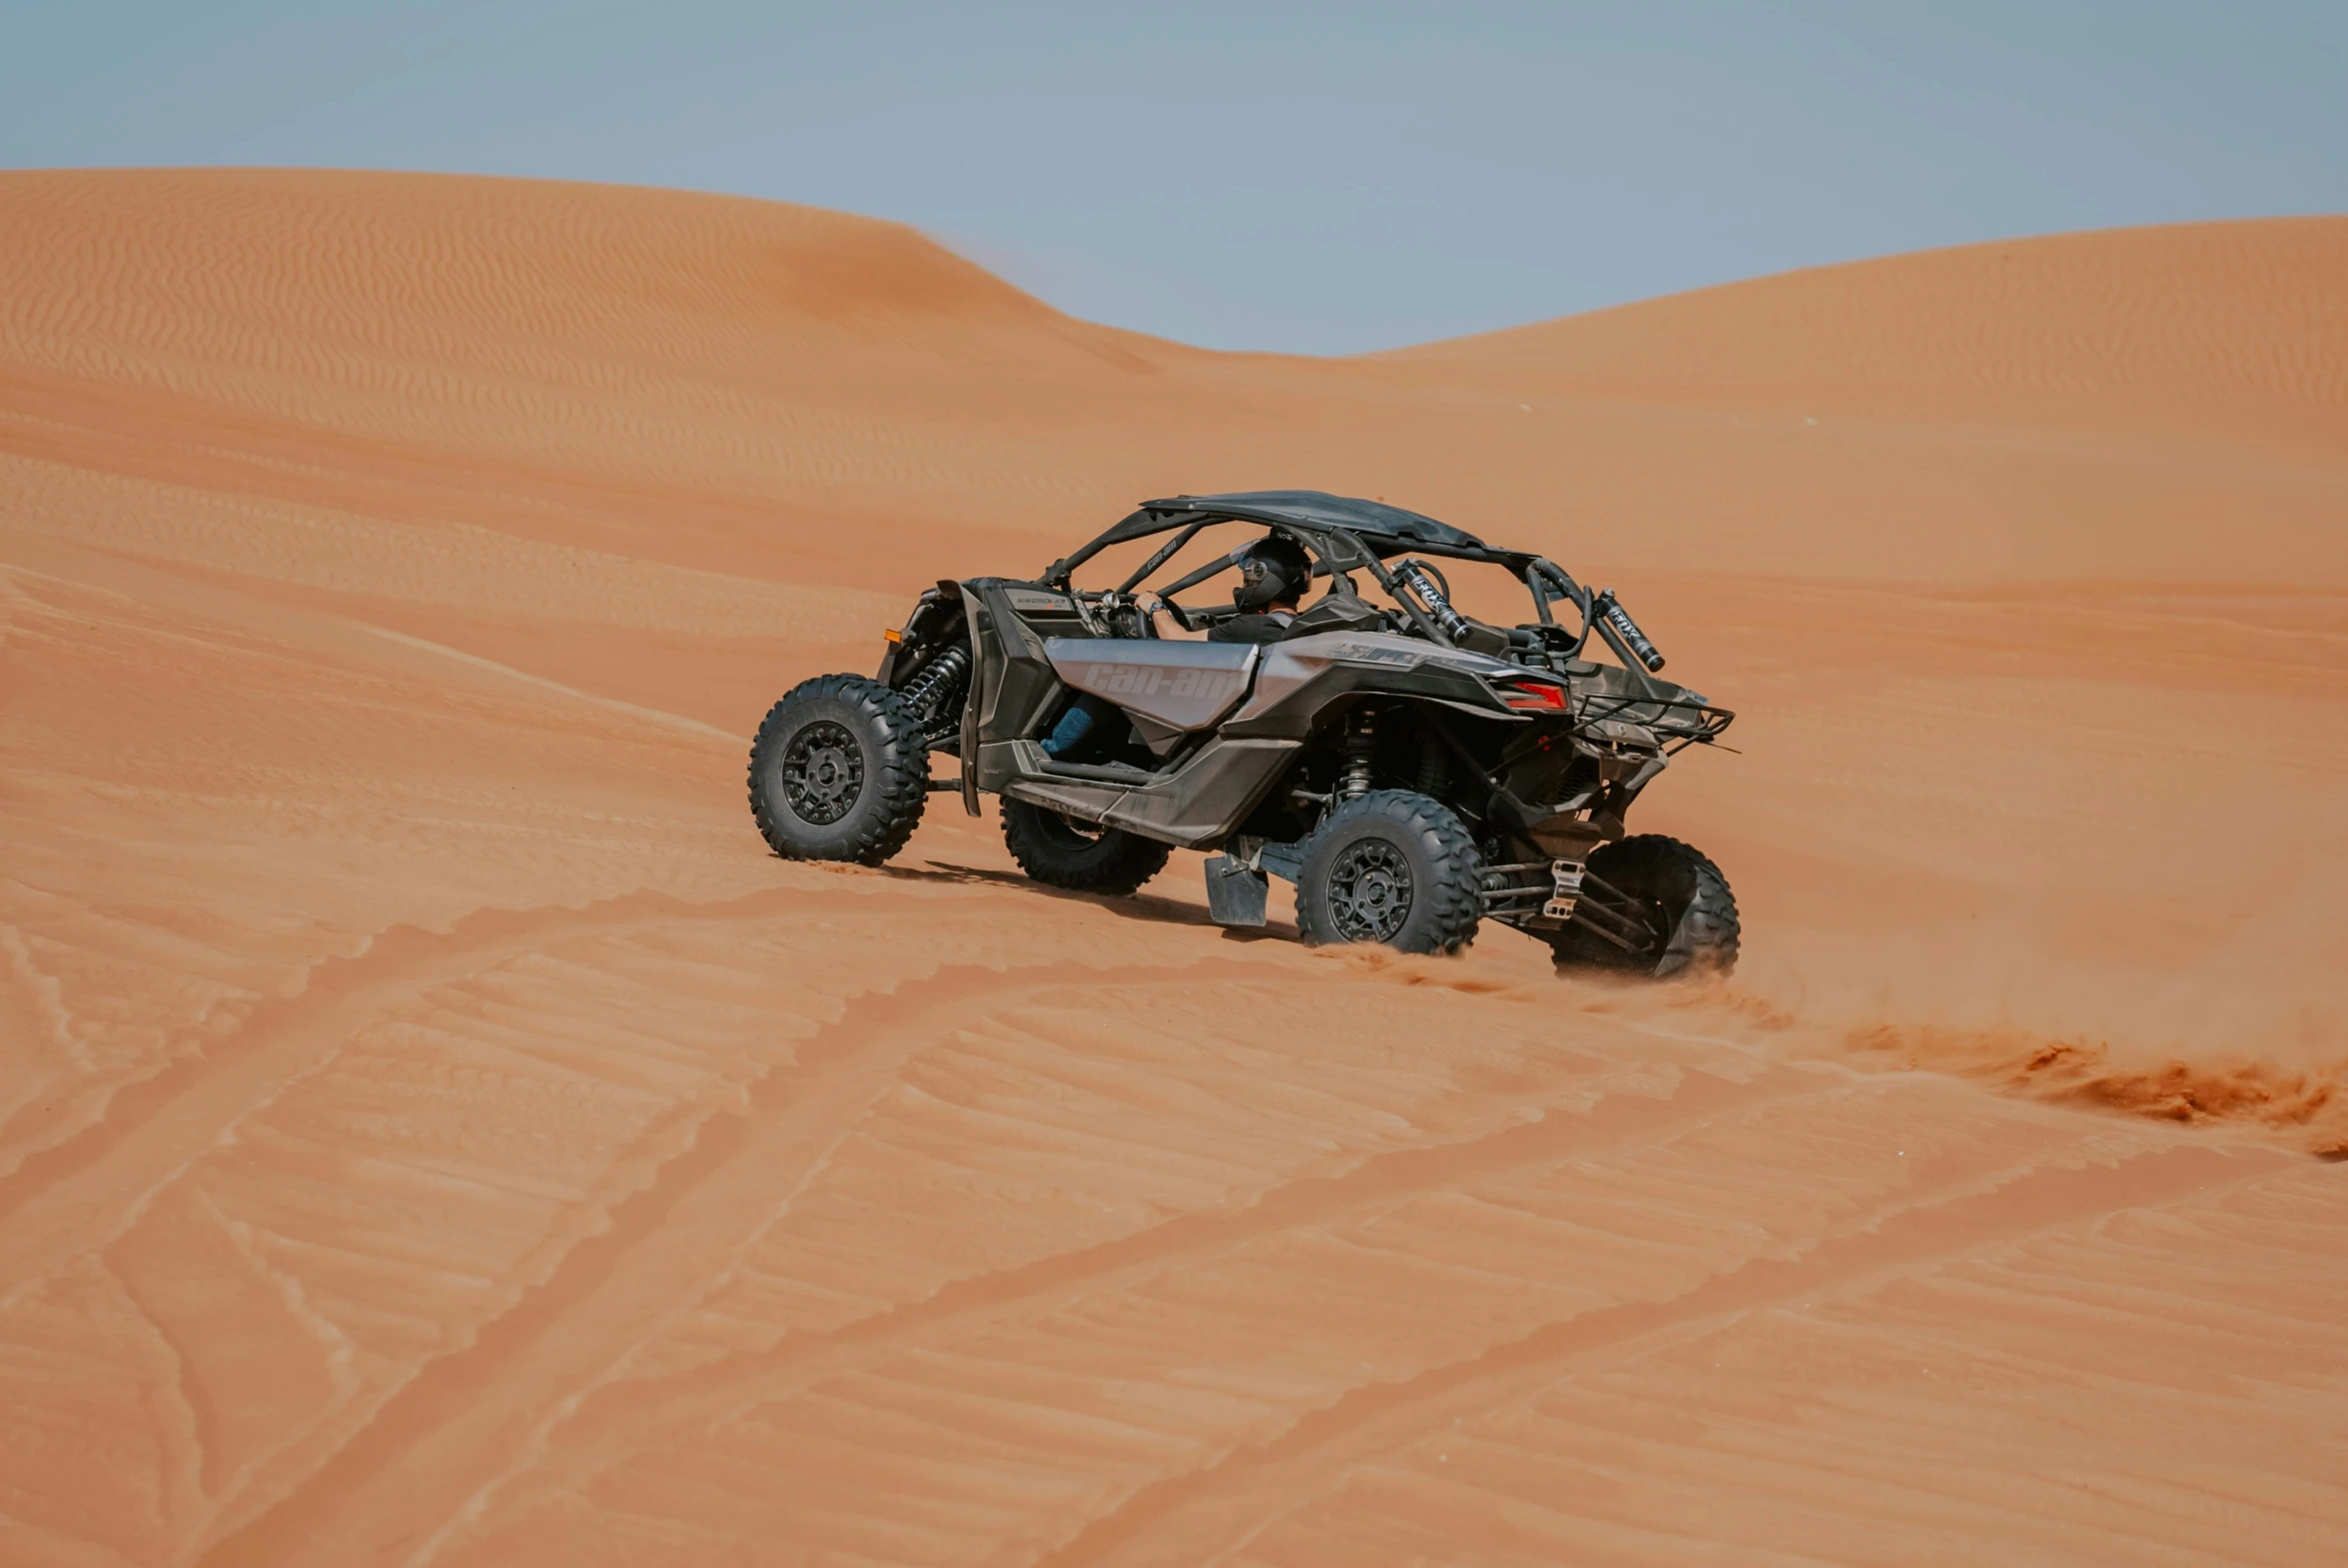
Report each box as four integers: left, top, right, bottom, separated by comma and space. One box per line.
1208, 535, 1312, 645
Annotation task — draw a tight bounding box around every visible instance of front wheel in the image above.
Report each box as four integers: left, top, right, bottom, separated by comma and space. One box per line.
1547, 834, 1739, 978
1294, 790, 1482, 954
749, 675, 929, 865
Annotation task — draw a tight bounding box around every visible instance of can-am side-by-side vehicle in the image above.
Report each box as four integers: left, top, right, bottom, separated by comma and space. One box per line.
747, 491, 1739, 976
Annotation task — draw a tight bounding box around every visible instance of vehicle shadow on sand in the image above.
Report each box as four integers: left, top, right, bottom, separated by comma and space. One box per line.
882, 859, 1299, 943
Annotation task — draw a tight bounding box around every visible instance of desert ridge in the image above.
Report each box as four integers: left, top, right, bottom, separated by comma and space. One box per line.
1379, 216, 2348, 453
0, 168, 2343, 1566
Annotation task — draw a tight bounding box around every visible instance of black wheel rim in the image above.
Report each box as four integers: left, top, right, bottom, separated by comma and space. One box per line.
1326, 839, 1414, 942
781, 721, 863, 825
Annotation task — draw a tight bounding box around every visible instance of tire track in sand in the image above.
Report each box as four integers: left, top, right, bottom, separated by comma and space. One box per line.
462, 1055, 1849, 1523
192, 954, 1279, 1567
1038, 1140, 2291, 1568
0, 878, 964, 1296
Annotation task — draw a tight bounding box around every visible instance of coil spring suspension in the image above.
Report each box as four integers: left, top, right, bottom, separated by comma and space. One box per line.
1339, 710, 1377, 800
899, 643, 971, 737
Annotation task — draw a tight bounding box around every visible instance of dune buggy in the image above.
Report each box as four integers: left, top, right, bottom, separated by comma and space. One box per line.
748, 491, 1738, 975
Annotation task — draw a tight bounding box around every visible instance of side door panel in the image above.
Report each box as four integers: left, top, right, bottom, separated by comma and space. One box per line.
1045, 639, 1258, 753
967, 580, 1088, 789
957, 583, 991, 810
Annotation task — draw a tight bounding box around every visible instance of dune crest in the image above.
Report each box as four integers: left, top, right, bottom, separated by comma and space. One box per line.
1381, 219, 2348, 451
2, 170, 2344, 1566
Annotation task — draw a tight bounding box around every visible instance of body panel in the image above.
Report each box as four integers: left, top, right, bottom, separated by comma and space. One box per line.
1236, 632, 1521, 723
1045, 638, 1258, 735
968, 579, 1082, 788
1224, 631, 1523, 738
993, 737, 1302, 850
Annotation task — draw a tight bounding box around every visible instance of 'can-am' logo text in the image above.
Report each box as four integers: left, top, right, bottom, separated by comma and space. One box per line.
1084, 664, 1244, 701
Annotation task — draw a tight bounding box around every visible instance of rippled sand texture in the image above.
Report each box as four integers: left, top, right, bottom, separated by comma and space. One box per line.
2, 169, 2344, 1566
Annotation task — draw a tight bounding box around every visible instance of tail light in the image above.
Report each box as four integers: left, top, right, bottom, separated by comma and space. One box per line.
1497, 679, 1569, 712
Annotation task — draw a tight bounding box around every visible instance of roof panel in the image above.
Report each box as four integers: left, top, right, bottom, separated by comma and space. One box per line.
1144, 490, 1489, 552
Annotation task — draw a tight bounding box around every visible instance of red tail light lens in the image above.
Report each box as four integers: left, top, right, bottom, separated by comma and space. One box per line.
1499, 680, 1569, 711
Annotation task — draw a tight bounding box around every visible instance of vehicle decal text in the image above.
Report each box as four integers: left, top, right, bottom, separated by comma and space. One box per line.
1083, 663, 1247, 701
1327, 641, 1419, 666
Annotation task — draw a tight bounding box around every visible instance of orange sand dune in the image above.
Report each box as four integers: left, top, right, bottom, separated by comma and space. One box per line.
1, 168, 2343, 1566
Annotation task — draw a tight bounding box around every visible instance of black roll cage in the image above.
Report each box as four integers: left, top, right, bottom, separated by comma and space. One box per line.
1042, 497, 1604, 663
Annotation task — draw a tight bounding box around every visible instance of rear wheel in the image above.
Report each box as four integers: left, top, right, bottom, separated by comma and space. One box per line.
1547, 834, 1739, 978
1294, 790, 1481, 954
749, 675, 929, 865
1001, 797, 1171, 894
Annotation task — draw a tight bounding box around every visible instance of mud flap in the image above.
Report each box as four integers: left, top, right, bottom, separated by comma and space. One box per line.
1204, 855, 1269, 927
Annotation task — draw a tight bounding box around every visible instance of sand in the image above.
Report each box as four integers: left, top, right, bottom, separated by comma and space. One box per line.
1, 168, 2342, 1566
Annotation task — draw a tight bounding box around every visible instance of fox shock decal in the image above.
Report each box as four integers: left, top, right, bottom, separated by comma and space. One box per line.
1394, 560, 1476, 647
1592, 590, 1667, 673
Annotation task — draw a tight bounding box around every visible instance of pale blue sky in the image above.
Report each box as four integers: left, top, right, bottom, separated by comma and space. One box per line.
4, 1, 2342, 353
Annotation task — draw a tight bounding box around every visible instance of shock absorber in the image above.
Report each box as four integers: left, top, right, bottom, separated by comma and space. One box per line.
1591, 589, 1667, 673
1395, 561, 1476, 646
899, 642, 971, 729
1339, 709, 1377, 800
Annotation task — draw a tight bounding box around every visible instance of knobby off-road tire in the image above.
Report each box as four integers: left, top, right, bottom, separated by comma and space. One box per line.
1000, 797, 1172, 895
1294, 789, 1482, 955
749, 675, 929, 865
1548, 833, 1739, 979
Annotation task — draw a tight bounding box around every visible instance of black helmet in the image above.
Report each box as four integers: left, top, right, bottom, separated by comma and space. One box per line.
1231, 534, 1312, 611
